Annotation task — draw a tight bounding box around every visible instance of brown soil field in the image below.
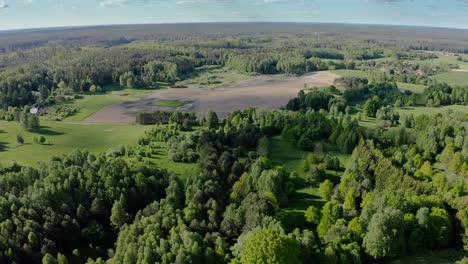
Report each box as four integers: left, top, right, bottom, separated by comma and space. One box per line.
84, 71, 340, 123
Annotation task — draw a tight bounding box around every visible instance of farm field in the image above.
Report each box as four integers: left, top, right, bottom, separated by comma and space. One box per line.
84, 71, 340, 122
0, 121, 148, 166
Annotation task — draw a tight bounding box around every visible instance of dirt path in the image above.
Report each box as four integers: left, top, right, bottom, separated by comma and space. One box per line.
84, 71, 340, 123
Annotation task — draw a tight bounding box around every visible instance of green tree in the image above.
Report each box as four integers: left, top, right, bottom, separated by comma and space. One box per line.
204, 110, 219, 129
344, 186, 357, 212
57, 253, 68, 264
363, 207, 406, 259
257, 136, 270, 157
16, 134, 24, 145
28, 115, 40, 131
39, 85, 49, 101
394, 99, 402, 108
317, 200, 343, 238
304, 206, 321, 225
111, 195, 129, 228
363, 96, 380, 118
319, 180, 334, 201
240, 229, 301, 264
42, 253, 58, 264
347, 217, 364, 238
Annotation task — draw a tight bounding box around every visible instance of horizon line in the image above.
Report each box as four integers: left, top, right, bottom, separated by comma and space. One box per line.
2, 21, 468, 34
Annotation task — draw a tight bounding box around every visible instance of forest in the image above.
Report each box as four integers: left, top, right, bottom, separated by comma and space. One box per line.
0, 23, 467, 264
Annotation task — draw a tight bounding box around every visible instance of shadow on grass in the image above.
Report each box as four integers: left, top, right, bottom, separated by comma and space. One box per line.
280, 190, 325, 232
0, 141, 7, 152
291, 191, 325, 209
36, 126, 64, 136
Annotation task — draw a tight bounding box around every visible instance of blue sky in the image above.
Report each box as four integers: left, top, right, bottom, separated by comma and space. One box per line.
0, 0, 468, 30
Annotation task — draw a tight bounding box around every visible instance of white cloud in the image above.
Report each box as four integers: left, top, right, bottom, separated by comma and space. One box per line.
0, 2, 9, 9
99, 0, 174, 7
99, 0, 129, 7
176, 0, 235, 4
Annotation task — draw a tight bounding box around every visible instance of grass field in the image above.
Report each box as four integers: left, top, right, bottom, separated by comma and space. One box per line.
396, 82, 427, 94
150, 100, 187, 108
368, 57, 398, 63
269, 136, 351, 175
432, 71, 468, 87
269, 136, 308, 177
0, 121, 148, 166
143, 141, 198, 181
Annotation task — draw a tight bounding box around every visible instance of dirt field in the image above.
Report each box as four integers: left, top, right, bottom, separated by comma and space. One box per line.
85, 71, 340, 123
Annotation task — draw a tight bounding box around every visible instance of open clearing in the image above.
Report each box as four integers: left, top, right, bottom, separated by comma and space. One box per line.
85, 71, 340, 123
270, 136, 351, 232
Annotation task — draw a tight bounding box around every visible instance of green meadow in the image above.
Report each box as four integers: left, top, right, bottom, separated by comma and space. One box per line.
0, 120, 148, 166
432, 71, 468, 87
140, 141, 198, 181
151, 100, 187, 108
330, 69, 371, 79
396, 82, 427, 94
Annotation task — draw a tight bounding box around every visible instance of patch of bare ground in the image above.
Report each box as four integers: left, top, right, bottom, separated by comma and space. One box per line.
84, 71, 340, 123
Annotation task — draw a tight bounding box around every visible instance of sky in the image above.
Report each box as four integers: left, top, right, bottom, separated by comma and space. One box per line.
0, 0, 468, 31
